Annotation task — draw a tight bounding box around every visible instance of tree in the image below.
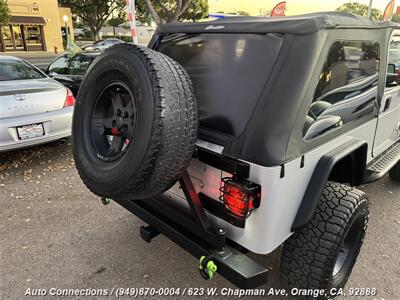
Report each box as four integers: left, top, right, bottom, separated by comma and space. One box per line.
107, 17, 125, 27
0, 0, 10, 25
59, 0, 125, 40
135, 1, 152, 25
391, 14, 400, 23
236, 11, 250, 16
136, 0, 208, 25
336, 2, 382, 21
108, 16, 125, 37
180, 0, 208, 21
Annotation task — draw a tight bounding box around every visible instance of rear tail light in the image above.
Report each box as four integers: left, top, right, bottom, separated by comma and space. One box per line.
220, 177, 261, 218
63, 88, 76, 107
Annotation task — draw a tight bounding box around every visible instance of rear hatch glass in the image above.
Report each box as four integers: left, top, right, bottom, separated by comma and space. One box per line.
159, 33, 283, 145
0, 59, 45, 81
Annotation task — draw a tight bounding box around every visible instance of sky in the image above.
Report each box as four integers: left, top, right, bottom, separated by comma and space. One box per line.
208, 0, 398, 16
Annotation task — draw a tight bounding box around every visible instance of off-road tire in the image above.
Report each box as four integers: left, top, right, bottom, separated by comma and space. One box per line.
280, 182, 369, 298
389, 161, 400, 182
72, 44, 198, 201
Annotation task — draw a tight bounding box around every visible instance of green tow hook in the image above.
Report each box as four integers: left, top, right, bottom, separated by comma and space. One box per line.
199, 256, 217, 280
101, 197, 111, 205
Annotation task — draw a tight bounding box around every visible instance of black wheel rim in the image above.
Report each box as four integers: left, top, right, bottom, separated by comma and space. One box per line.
332, 216, 364, 279
90, 81, 136, 162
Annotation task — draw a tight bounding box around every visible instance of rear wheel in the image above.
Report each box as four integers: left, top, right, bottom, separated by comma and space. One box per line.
389, 161, 400, 182
280, 182, 369, 299
72, 44, 198, 201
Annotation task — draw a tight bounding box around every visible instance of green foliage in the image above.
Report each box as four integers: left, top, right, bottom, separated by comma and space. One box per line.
83, 30, 94, 40
59, 0, 125, 40
336, 2, 382, 21
73, 21, 84, 29
136, 0, 208, 24
180, 0, 208, 21
236, 11, 250, 16
135, 1, 152, 25
107, 17, 125, 27
391, 14, 400, 23
0, 0, 10, 25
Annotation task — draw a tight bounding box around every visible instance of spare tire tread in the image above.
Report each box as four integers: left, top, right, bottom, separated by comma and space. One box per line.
73, 43, 198, 200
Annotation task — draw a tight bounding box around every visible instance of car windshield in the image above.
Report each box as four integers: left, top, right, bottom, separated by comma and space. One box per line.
0, 59, 46, 81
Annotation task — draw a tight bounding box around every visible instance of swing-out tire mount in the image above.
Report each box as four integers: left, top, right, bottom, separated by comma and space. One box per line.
115, 198, 268, 289
113, 176, 268, 289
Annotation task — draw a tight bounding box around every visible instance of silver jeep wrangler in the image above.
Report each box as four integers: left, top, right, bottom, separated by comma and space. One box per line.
72, 12, 400, 298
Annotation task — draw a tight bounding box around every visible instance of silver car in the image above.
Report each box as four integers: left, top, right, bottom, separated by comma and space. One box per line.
0, 56, 74, 152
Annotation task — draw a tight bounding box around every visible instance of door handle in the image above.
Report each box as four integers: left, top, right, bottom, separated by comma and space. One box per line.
383, 97, 392, 112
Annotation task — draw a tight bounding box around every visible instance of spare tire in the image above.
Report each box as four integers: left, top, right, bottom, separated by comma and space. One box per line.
72, 44, 198, 201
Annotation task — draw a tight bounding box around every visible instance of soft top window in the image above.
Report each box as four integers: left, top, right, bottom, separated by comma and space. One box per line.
303, 40, 379, 140
159, 33, 283, 143
0, 59, 45, 81
313, 41, 379, 102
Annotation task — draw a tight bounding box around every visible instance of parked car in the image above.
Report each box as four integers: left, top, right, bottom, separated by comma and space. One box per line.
389, 48, 400, 84
44, 52, 100, 96
0, 56, 75, 152
81, 38, 123, 52
72, 12, 400, 298
74, 28, 86, 38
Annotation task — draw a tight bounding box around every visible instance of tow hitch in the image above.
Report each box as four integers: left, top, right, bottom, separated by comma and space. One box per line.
199, 255, 217, 280
100, 197, 111, 205
110, 171, 268, 288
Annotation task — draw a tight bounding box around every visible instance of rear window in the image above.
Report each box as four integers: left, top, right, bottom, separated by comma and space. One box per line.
159, 33, 283, 142
0, 59, 45, 81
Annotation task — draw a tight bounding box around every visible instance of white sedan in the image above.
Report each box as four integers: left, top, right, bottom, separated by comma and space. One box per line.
0, 56, 75, 152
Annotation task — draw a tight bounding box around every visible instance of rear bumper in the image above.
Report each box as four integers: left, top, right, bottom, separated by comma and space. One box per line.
0, 107, 73, 152
114, 187, 268, 289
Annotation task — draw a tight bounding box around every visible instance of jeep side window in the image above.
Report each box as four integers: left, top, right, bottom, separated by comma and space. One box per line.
303, 41, 380, 140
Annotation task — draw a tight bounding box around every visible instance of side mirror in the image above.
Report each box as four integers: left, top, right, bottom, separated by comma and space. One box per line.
386, 63, 397, 87
304, 115, 343, 140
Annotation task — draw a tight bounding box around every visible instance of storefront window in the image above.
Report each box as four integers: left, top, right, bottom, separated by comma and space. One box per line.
2, 26, 14, 49
25, 25, 42, 46
12, 25, 24, 49
1, 24, 45, 51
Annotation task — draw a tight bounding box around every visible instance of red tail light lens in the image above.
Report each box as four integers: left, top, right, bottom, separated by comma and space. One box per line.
63, 88, 75, 107
220, 178, 261, 217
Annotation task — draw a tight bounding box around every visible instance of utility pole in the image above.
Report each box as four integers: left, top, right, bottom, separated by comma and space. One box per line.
367, 0, 373, 18
126, 0, 138, 44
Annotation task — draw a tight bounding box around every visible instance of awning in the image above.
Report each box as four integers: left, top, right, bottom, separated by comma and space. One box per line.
10, 16, 46, 25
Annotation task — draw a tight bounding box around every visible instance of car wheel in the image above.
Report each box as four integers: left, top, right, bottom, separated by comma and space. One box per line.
389, 161, 400, 182
72, 44, 198, 201
280, 182, 369, 298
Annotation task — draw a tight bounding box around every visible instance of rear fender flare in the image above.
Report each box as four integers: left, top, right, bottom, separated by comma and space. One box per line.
291, 138, 368, 230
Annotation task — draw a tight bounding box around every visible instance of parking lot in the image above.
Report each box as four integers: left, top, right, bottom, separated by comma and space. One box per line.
1, 142, 399, 299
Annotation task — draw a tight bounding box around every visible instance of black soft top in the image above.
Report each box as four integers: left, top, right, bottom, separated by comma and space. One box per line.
153, 12, 398, 166
157, 12, 399, 35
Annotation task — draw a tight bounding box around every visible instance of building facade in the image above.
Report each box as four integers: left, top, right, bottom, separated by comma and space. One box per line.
0, 0, 73, 52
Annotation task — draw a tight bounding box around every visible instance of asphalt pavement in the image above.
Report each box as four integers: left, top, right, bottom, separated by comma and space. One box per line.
0, 142, 399, 300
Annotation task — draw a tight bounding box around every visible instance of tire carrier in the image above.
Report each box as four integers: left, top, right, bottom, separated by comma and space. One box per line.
108, 170, 268, 289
